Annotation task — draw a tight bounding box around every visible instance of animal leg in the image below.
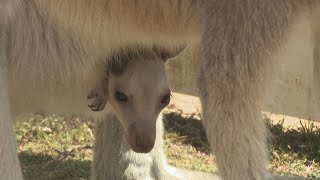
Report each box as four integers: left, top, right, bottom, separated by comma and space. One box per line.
0, 33, 23, 180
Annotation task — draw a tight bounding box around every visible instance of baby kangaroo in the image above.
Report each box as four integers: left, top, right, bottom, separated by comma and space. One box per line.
87, 47, 173, 153
87, 47, 217, 180
87, 48, 175, 179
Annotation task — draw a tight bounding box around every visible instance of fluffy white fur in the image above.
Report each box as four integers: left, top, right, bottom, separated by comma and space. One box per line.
1, 0, 320, 180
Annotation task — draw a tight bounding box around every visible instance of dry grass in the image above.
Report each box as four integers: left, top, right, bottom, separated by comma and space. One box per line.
14, 95, 320, 179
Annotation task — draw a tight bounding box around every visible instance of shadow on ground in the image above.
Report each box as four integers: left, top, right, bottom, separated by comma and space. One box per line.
266, 117, 320, 163
163, 111, 211, 154
18, 111, 320, 179
163, 111, 320, 162
20, 151, 91, 180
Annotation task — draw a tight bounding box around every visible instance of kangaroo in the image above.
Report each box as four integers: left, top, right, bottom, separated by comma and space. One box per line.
87, 47, 217, 179
1, 0, 320, 180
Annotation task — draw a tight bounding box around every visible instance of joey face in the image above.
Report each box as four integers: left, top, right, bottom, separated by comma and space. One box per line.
88, 46, 185, 153
107, 59, 171, 153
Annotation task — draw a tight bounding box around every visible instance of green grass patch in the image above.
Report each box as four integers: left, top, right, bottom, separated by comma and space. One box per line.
15, 112, 320, 179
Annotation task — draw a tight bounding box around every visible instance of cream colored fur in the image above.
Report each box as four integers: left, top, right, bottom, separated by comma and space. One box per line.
0, 30, 23, 180
92, 114, 219, 180
199, 1, 320, 179
1, 0, 320, 180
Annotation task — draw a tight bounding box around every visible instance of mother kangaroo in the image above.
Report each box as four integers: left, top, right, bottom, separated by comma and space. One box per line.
1, 0, 320, 180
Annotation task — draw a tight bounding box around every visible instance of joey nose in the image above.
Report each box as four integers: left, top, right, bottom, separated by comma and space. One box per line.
126, 122, 156, 153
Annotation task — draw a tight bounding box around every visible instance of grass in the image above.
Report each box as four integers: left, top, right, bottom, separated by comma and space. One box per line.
15, 110, 320, 179
16, 114, 93, 179
163, 111, 217, 173
265, 115, 320, 178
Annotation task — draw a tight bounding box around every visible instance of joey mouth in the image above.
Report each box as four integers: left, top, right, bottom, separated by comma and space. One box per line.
125, 122, 156, 153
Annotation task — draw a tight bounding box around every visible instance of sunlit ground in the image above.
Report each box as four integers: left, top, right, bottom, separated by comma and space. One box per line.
15, 93, 320, 179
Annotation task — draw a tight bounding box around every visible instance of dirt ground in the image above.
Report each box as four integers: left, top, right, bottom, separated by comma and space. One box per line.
166, 92, 320, 129
15, 92, 320, 179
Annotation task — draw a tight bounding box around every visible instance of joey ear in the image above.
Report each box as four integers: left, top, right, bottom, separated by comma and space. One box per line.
88, 92, 108, 112
88, 78, 109, 112
153, 44, 187, 63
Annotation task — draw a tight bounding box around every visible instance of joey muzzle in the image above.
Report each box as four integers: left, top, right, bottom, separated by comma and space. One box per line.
125, 121, 156, 153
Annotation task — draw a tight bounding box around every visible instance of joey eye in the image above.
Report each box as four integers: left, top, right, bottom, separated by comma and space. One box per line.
161, 93, 171, 105
115, 91, 128, 102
